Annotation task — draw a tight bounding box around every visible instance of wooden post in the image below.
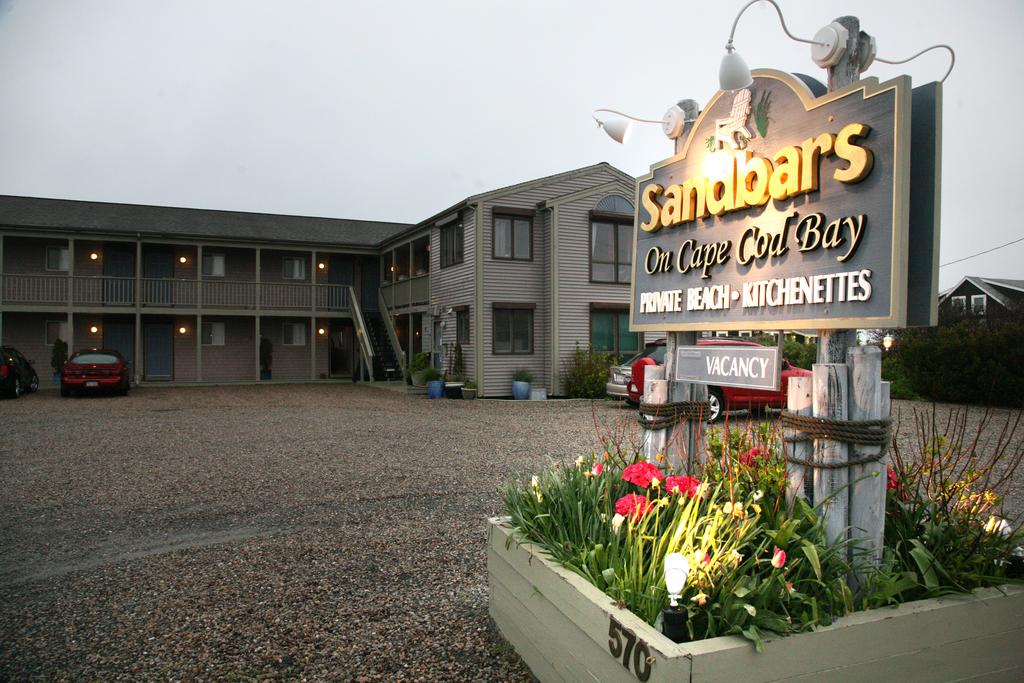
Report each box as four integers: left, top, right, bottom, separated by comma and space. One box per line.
640, 365, 667, 462
848, 347, 884, 575
813, 363, 849, 544
785, 376, 813, 506
663, 332, 708, 470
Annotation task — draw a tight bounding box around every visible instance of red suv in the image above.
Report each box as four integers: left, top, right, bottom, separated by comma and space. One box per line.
628, 338, 811, 422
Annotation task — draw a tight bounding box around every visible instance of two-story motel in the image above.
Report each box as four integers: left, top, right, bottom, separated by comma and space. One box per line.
1, 162, 655, 396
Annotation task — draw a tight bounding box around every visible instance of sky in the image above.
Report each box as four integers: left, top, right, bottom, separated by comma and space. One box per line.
0, 0, 1021, 290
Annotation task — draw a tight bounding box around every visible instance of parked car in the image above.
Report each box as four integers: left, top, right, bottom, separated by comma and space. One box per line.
606, 342, 667, 401
628, 338, 811, 422
1, 346, 40, 398
61, 349, 131, 397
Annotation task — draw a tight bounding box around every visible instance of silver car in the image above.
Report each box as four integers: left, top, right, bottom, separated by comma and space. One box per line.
606, 342, 666, 404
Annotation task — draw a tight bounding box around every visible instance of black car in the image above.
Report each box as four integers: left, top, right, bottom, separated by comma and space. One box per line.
1, 346, 40, 398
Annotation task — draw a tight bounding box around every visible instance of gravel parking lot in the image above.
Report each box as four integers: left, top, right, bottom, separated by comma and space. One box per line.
1, 385, 1021, 681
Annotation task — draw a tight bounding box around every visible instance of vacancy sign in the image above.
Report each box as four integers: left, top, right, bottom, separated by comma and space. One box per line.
674, 345, 780, 391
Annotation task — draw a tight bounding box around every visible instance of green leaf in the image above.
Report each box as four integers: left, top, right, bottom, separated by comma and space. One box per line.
801, 541, 822, 581
734, 586, 751, 598
744, 604, 757, 617
601, 567, 617, 584
909, 541, 940, 589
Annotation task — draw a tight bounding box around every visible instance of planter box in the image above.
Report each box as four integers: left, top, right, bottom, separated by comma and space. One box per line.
488, 517, 1024, 683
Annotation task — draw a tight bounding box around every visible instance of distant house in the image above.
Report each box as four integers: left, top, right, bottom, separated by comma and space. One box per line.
938, 276, 1024, 317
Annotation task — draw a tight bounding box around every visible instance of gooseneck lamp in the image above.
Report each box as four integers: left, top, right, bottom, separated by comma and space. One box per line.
592, 103, 697, 144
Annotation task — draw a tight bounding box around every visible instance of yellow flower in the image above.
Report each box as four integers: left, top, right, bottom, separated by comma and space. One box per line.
656, 453, 666, 464
530, 475, 540, 489
603, 451, 611, 461
691, 592, 709, 606
583, 471, 593, 479
722, 501, 734, 515
752, 503, 762, 515
729, 550, 742, 566
574, 456, 586, 469
534, 490, 543, 503
650, 477, 661, 489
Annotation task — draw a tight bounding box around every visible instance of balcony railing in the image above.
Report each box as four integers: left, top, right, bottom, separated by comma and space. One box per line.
380, 273, 429, 309
2, 274, 353, 312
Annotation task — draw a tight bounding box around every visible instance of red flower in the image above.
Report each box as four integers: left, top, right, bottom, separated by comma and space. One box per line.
614, 494, 655, 521
592, 463, 604, 477
739, 446, 770, 468
771, 547, 787, 569
886, 467, 899, 491
665, 475, 701, 498
622, 462, 665, 488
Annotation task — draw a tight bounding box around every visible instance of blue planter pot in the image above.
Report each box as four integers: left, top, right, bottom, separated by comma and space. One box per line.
260, 369, 272, 381
427, 380, 446, 399
512, 381, 531, 400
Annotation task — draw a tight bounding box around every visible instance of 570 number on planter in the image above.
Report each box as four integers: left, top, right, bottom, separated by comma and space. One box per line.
608, 615, 653, 681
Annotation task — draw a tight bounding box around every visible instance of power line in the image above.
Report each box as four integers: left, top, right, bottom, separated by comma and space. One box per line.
940, 235, 1024, 268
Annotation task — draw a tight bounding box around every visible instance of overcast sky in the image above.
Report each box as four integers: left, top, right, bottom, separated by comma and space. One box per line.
1, 0, 1021, 289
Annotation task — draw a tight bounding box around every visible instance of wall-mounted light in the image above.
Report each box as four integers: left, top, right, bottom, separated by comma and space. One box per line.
318, 262, 326, 270
89, 325, 99, 334
882, 334, 894, 351
179, 256, 188, 264
317, 327, 326, 335
178, 326, 188, 335
89, 252, 100, 261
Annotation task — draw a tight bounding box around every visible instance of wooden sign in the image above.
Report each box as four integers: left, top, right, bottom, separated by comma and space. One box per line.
674, 345, 780, 391
629, 69, 938, 332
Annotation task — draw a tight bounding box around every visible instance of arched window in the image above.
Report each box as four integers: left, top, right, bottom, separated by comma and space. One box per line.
595, 194, 634, 214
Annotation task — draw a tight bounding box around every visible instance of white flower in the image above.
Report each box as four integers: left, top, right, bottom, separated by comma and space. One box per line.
752, 490, 764, 502
984, 516, 1012, 537
611, 513, 626, 534
531, 475, 540, 489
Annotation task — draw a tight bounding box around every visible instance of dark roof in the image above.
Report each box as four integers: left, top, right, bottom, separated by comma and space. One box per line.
0, 195, 412, 248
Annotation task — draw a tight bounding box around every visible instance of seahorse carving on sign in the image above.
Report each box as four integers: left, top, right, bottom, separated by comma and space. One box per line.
715, 88, 754, 150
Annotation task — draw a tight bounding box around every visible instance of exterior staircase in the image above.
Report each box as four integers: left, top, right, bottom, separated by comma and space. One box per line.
364, 311, 402, 381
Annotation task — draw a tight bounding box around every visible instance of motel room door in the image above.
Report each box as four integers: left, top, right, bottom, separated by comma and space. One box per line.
143, 250, 174, 306
328, 320, 353, 378
143, 323, 173, 380
103, 322, 135, 378
103, 246, 135, 306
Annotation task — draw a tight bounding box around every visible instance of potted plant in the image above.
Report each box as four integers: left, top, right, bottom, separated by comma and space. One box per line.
409, 352, 431, 386
259, 336, 273, 380
511, 369, 532, 400
423, 366, 445, 399
51, 337, 68, 384
462, 380, 477, 400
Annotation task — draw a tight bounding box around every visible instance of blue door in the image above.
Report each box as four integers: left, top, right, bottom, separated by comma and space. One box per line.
328, 255, 353, 310
360, 256, 379, 311
144, 250, 174, 306
104, 248, 135, 306
144, 323, 173, 380
103, 322, 135, 377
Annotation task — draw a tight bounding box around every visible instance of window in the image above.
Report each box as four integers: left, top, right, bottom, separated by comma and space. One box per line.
493, 307, 533, 354
45, 320, 68, 345
493, 214, 532, 260
971, 294, 986, 315
202, 321, 225, 346
283, 256, 306, 280
456, 308, 470, 344
590, 308, 640, 358
591, 220, 633, 283
46, 246, 70, 271
440, 221, 464, 268
951, 295, 966, 312
202, 253, 225, 277
595, 194, 635, 214
283, 322, 306, 346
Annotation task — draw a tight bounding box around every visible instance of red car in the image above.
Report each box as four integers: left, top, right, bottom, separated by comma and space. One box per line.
628, 338, 811, 422
61, 349, 131, 397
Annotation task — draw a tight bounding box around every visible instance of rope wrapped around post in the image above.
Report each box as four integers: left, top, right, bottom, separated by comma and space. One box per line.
780, 411, 892, 469
638, 401, 710, 430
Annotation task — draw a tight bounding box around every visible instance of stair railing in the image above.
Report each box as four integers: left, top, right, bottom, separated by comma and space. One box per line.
377, 289, 407, 373
346, 286, 376, 381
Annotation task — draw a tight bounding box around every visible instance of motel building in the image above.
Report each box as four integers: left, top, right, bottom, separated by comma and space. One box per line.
0, 162, 658, 396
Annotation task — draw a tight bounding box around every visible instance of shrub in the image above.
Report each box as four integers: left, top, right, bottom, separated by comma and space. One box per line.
421, 366, 443, 383
51, 338, 68, 374
562, 345, 614, 398
512, 369, 533, 383
783, 338, 816, 370
410, 352, 430, 373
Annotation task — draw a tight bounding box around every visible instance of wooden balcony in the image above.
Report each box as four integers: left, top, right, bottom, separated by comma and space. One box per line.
379, 273, 429, 310
1, 274, 351, 313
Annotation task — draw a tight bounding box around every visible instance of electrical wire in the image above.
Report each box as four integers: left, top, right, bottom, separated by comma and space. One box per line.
726, 0, 824, 50
876, 44, 956, 83
940, 236, 1024, 268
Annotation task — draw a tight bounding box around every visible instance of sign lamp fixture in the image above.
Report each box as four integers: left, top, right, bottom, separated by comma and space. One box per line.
662, 552, 690, 643
592, 101, 699, 144
720, 0, 955, 92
